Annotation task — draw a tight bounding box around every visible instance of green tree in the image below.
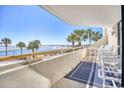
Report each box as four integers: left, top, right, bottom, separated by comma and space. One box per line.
92, 32, 102, 42
1, 38, 12, 56
74, 30, 83, 46
16, 42, 26, 54
87, 29, 98, 45
74, 29, 89, 46
27, 40, 41, 53
34, 40, 41, 52
67, 33, 77, 47
81, 30, 89, 45
87, 29, 92, 46
27, 41, 36, 53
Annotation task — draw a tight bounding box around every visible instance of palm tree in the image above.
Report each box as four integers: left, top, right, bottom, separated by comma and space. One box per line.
27, 40, 41, 53
67, 33, 77, 47
92, 32, 102, 42
87, 29, 97, 46
87, 29, 92, 46
1, 38, 12, 56
81, 30, 89, 45
27, 41, 36, 53
16, 42, 26, 54
74, 30, 82, 46
27, 40, 41, 59
34, 40, 41, 52
67, 30, 89, 47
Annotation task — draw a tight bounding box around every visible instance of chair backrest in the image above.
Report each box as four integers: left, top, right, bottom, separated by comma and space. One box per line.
104, 45, 113, 51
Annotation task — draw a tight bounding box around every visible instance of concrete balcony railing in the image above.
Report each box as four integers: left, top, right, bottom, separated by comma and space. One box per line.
0, 47, 81, 61
0, 47, 87, 88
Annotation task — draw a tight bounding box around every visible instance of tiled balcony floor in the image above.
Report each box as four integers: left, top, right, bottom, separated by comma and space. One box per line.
52, 78, 88, 88
52, 61, 94, 88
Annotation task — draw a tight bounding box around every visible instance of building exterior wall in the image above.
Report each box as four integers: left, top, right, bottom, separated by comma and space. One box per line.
107, 24, 118, 51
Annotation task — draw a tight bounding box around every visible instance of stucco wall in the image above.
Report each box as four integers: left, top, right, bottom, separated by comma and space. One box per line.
0, 49, 86, 87
0, 66, 51, 88
107, 25, 118, 51
90, 24, 118, 52
30, 49, 85, 85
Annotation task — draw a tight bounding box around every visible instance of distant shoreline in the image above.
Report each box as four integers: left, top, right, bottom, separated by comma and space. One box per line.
0, 45, 71, 51
0, 45, 89, 52
0, 48, 22, 52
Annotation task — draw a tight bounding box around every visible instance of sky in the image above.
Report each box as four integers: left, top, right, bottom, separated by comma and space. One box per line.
0, 5, 103, 46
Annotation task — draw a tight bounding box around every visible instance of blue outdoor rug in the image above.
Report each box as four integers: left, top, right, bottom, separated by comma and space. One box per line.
65, 61, 95, 86
65, 61, 121, 88
64, 61, 104, 87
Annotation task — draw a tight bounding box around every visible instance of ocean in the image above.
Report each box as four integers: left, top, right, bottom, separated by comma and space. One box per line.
0, 45, 68, 57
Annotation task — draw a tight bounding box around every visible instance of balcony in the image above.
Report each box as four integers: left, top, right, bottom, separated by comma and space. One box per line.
0, 5, 121, 88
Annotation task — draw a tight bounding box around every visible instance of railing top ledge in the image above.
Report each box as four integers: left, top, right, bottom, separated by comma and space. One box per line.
0, 47, 81, 61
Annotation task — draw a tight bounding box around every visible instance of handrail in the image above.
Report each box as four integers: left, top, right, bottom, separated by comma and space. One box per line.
0, 47, 81, 61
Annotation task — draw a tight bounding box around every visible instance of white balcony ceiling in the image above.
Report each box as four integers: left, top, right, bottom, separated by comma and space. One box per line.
42, 5, 121, 28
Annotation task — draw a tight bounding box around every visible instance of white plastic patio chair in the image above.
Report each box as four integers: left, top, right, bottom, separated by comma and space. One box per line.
98, 51, 121, 88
